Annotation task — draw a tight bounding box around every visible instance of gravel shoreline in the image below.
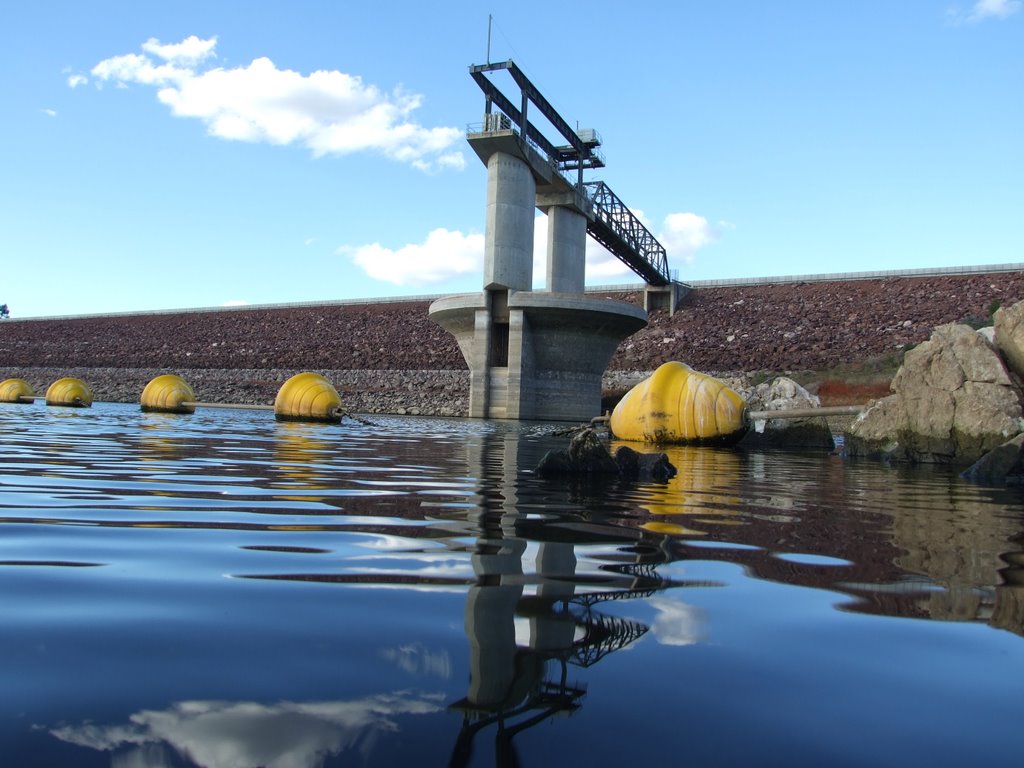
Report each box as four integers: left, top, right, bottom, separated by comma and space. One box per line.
0, 367, 473, 417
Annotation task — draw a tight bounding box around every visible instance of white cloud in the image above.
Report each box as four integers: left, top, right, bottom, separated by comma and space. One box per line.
947, 0, 1021, 23
89, 36, 464, 171
42, 108, 57, 118
345, 207, 719, 289
340, 228, 484, 285
970, 0, 1021, 19
658, 212, 718, 266
92, 52, 193, 87
142, 34, 218, 65
67, 74, 87, 88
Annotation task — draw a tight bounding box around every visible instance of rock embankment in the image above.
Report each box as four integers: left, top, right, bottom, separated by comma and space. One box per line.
2, 271, 1022, 416
613, 272, 1024, 373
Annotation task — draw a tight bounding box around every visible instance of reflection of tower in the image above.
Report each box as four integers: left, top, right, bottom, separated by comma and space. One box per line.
451, 430, 658, 766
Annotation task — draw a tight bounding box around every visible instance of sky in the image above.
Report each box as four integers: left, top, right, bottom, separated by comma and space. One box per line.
1, 0, 1021, 318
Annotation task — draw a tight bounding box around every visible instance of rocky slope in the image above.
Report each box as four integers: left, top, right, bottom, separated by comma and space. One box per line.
2, 271, 1022, 414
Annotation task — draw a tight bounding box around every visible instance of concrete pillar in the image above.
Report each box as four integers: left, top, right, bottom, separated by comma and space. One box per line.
484, 152, 535, 291
546, 205, 587, 293
467, 308, 491, 418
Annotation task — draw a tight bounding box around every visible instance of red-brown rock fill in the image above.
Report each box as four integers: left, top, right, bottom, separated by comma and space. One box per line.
1, 272, 1021, 374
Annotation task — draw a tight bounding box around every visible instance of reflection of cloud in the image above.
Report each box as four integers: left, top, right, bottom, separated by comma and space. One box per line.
380, 643, 453, 679
649, 597, 705, 646
51, 692, 445, 768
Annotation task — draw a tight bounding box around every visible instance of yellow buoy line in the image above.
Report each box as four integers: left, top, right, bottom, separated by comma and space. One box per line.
1, 372, 350, 424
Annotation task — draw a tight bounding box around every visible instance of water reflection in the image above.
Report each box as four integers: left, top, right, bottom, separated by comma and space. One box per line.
239, 429, 700, 764
1, 403, 1022, 766
626, 444, 1024, 637
450, 431, 678, 765
50, 693, 447, 768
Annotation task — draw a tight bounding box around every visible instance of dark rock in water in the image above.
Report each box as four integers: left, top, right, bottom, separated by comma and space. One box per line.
614, 446, 677, 482
960, 434, 1024, 486
536, 428, 676, 483
537, 428, 619, 477
738, 419, 836, 451
534, 449, 575, 476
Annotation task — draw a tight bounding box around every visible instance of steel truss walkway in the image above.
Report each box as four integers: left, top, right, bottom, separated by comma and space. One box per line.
584, 182, 670, 286
469, 60, 672, 287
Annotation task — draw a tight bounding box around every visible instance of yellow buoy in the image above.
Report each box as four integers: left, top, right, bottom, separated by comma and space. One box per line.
610, 362, 747, 445
45, 377, 94, 408
274, 372, 342, 423
0, 378, 35, 404
141, 374, 197, 414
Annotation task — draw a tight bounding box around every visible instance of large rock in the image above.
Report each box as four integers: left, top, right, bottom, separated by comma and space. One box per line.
847, 323, 1024, 464
737, 376, 835, 450
994, 299, 1024, 381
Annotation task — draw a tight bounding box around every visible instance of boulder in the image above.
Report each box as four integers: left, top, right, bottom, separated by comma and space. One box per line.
847, 323, 1024, 464
994, 299, 1024, 381
737, 376, 835, 450
960, 433, 1024, 486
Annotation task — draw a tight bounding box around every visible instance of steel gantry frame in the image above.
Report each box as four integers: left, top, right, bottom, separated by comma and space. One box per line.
469, 60, 672, 287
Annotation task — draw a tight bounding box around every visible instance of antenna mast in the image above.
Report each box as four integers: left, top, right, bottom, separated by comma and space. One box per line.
486, 14, 492, 64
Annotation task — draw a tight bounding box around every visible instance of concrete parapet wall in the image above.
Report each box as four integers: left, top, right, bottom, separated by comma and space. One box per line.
684, 262, 1024, 288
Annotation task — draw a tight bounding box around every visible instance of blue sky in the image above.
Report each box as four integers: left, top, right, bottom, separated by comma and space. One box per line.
2, 1, 1021, 318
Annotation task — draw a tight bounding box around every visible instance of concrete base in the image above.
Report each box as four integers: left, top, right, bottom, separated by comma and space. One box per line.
430, 292, 647, 422
644, 281, 690, 315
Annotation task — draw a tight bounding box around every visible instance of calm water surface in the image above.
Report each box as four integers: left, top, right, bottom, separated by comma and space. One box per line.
1, 402, 1022, 767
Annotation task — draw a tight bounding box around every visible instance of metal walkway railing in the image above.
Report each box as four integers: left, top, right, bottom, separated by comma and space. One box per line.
584, 182, 671, 286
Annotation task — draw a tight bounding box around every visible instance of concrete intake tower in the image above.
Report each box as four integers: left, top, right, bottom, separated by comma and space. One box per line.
429, 61, 674, 422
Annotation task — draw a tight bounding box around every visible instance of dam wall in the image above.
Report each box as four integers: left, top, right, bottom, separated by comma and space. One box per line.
2, 266, 1022, 415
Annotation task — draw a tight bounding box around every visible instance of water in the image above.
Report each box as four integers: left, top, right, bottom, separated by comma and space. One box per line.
1, 402, 1022, 767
